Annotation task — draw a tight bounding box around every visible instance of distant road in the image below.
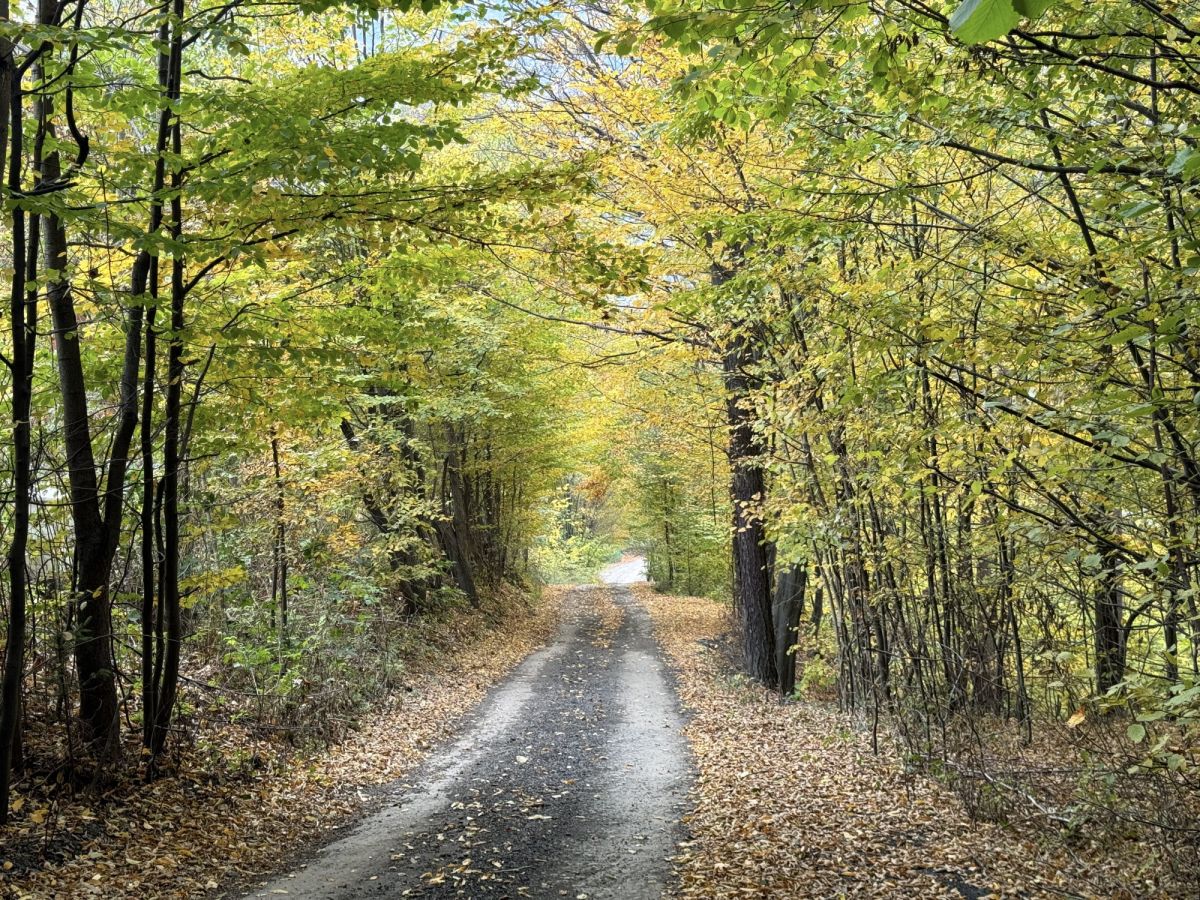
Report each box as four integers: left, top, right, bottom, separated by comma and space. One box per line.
599, 554, 648, 585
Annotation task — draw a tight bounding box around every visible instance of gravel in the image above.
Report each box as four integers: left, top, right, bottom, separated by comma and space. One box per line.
248, 575, 690, 900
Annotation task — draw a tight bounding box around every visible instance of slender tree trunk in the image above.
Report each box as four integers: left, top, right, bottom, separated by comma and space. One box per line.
1094, 544, 1125, 694
45, 135, 123, 758
150, 36, 185, 759
138, 0, 172, 750
0, 44, 28, 821
139, 291, 157, 747
271, 430, 289, 648
443, 438, 480, 605
35, 0, 135, 756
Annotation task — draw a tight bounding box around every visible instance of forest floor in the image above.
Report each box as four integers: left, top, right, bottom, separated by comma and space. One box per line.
639, 584, 1191, 899
0, 588, 562, 899
7, 572, 1190, 899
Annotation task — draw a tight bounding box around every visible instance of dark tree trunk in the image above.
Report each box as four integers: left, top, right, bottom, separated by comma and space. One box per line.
40, 45, 133, 757
434, 518, 479, 606
444, 442, 481, 605
810, 560, 825, 638
138, 3, 171, 749
0, 51, 29, 821
271, 430, 289, 644
46, 169, 123, 755
773, 563, 807, 696
139, 286, 157, 748
723, 326, 777, 688
150, 53, 185, 760
1094, 550, 1125, 694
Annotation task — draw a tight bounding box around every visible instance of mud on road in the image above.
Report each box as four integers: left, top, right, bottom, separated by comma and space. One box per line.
248, 579, 691, 899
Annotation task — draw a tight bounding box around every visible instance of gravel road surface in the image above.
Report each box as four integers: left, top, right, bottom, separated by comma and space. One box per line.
249, 562, 689, 899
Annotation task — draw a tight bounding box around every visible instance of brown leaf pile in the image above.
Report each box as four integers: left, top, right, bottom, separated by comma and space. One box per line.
636, 585, 1185, 899
0, 588, 563, 900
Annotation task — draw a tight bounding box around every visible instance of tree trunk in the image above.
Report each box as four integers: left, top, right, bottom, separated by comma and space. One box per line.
434, 517, 479, 606
138, 1, 172, 749
42, 61, 133, 758
773, 563, 807, 696
0, 47, 29, 821
723, 326, 777, 688
271, 430, 289, 647
1094, 549, 1125, 694
444, 442, 481, 605
139, 289, 157, 748
150, 48, 185, 760
47, 194, 122, 755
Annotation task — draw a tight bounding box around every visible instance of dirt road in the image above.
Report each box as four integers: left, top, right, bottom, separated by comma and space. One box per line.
249, 563, 689, 899
597, 555, 647, 585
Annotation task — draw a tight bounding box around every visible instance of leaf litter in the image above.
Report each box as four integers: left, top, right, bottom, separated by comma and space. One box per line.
635, 585, 1185, 900
0, 588, 563, 899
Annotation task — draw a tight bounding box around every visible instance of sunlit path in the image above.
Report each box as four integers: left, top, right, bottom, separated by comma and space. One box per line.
598, 554, 648, 585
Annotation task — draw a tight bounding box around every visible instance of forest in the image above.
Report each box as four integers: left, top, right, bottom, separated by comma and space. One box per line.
0, 0, 1198, 896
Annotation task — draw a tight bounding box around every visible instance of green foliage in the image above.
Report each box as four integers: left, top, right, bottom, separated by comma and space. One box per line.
795, 653, 836, 701
1097, 673, 1200, 776
531, 472, 622, 584
948, 0, 1052, 44
532, 531, 621, 584
0, 0, 611, 783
